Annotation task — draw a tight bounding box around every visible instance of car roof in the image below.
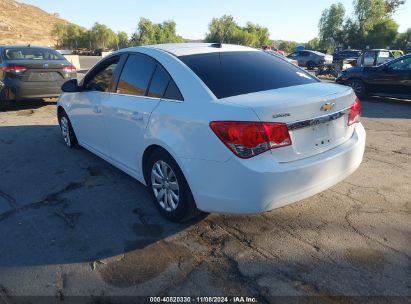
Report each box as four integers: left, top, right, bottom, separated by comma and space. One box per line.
307, 50, 325, 55
0, 45, 54, 50
367, 49, 391, 51
122, 43, 258, 57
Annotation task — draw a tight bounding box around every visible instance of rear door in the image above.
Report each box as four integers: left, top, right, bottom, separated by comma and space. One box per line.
70, 55, 121, 156
299, 51, 311, 66
103, 53, 169, 174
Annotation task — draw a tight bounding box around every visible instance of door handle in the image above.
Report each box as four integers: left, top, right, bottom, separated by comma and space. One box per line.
93, 105, 101, 114
131, 111, 144, 121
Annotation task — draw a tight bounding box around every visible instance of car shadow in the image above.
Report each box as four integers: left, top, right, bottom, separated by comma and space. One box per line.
0, 124, 204, 268
0, 99, 57, 112
361, 97, 411, 119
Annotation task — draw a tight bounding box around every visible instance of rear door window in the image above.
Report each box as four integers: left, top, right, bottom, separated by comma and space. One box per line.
179, 51, 318, 99
147, 65, 170, 98
163, 80, 184, 101
116, 54, 156, 96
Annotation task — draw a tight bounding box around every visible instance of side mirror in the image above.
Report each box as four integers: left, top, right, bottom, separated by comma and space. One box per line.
62, 79, 81, 93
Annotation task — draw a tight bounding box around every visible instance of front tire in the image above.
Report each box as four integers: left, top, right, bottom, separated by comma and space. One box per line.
58, 111, 78, 148
146, 149, 200, 222
347, 79, 367, 98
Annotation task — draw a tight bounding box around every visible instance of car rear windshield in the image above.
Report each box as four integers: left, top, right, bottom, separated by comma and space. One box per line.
3, 48, 64, 60
179, 51, 318, 99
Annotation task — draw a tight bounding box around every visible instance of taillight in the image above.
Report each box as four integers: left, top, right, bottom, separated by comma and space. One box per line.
1, 65, 27, 73
210, 121, 292, 158
348, 97, 361, 126
63, 65, 76, 73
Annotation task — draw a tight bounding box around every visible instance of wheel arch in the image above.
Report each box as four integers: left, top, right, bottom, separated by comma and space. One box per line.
57, 105, 65, 120
141, 143, 187, 186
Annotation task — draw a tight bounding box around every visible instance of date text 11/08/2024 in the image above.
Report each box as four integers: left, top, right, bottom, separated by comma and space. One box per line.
149, 296, 259, 303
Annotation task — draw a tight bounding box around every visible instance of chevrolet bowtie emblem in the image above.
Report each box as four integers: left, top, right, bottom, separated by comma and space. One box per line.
321, 102, 335, 112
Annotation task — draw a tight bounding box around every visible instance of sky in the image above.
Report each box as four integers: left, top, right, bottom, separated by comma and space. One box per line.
19, 0, 411, 42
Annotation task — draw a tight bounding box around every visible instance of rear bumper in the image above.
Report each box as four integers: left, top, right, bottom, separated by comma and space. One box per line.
0, 78, 67, 100
181, 123, 366, 214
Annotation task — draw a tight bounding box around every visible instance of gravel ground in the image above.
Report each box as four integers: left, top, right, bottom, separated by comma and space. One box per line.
0, 97, 410, 302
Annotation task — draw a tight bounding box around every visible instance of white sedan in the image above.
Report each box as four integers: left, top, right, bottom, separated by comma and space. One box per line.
57, 43, 366, 222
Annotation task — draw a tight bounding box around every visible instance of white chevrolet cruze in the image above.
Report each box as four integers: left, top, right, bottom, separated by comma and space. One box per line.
57, 43, 366, 222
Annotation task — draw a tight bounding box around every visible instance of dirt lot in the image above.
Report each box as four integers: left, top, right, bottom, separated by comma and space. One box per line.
0, 97, 410, 301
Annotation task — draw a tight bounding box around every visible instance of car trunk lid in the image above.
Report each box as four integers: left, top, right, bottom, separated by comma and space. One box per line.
221, 83, 357, 162
5, 60, 75, 82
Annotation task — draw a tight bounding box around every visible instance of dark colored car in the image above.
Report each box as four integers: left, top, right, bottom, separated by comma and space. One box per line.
332, 49, 361, 63
336, 54, 411, 99
0, 45, 77, 106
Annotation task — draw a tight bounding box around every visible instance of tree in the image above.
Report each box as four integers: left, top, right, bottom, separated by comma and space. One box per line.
131, 18, 184, 46
89, 23, 117, 49
366, 17, 399, 48
51, 23, 67, 47
318, 3, 345, 50
305, 37, 320, 50
385, 0, 406, 14
394, 28, 411, 53
205, 15, 270, 47
278, 41, 298, 54
353, 0, 386, 34
117, 31, 129, 49
205, 15, 238, 43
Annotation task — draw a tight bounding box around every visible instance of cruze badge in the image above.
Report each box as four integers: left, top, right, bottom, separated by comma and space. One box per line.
272, 113, 291, 118
321, 102, 335, 112
43, 64, 49, 68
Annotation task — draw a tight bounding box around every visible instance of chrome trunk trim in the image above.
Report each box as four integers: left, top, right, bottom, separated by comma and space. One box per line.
287, 107, 350, 131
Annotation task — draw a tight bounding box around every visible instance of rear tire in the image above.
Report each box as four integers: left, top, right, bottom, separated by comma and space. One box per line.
347, 79, 367, 98
58, 110, 78, 148
306, 61, 316, 70
145, 149, 201, 222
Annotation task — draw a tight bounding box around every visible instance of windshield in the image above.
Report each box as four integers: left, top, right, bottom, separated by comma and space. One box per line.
4, 48, 65, 60
179, 51, 318, 99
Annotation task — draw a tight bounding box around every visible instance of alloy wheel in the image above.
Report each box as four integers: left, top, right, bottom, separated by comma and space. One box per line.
150, 160, 180, 212
60, 116, 71, 146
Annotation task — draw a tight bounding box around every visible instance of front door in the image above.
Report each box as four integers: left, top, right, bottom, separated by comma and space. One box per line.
69, 56, 120, 156
370, 56, 411, 96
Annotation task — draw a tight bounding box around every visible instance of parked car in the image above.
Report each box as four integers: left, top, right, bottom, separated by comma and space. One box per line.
287, 50, 333, 69
332, 49, 361, 63
262, 45, 285, 56
265, 50, 298, 65
57, 43, 365, 222
0, 45, 77, 106
336, 53, 411, 98
356, 49, 396, 67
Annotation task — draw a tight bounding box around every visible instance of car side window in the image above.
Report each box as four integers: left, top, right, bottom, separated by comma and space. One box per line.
163, 79, 183, 101
301, 51, 310, 57
116, 54, 156, 96
84, 58, 119, 92
388, 57, 411, 70
379, 51, 390, 58
288, 52, 298, 57
147, 65, 171, 98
